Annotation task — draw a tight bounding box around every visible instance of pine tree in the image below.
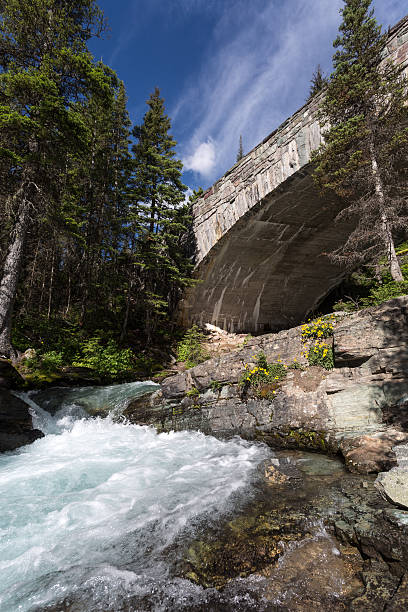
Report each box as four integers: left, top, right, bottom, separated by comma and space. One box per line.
236, 134, 244, 162
0, 0, 107, 357
130, 88, 193, 343
312, 0, 408, 281
308, 64, 327, 98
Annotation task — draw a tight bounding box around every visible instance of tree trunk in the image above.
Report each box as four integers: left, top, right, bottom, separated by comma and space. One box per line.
369, 140, 403, 282
120, 289, 131, 344
0, 198, 30, 358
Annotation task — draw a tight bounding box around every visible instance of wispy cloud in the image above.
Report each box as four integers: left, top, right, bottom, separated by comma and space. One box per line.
175, 0, 407, 186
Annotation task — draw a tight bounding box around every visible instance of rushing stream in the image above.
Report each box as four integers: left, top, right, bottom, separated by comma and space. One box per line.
0, 383, 272, 612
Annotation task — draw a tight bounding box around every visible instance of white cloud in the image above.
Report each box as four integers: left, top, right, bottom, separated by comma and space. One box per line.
184, 187, 194, 203
183, 140, 216, 178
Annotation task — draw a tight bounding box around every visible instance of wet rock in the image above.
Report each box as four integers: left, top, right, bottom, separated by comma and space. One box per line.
183, 509, 306, 588
263, 464, 289, 485
386, 573, 408, 611
340, 430, 408, 474
0, 389, 44, 451
262, 537, 364, 610
350, 559, 401, 611
0, 358, 24, 389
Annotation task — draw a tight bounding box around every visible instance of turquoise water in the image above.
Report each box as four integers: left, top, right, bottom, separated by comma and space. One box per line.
0, 384, 269, 611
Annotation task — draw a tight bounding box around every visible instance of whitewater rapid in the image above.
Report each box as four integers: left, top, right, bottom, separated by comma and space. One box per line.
0, 385, 270, 611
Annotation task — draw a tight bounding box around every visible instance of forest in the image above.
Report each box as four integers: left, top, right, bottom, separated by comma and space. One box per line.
0, 0, 197, 380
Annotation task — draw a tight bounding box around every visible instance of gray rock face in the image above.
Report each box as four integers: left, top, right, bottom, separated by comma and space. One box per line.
0, 358, 24, 389
127, 296, 408, 475
376, 444, 408, 510
0, 390, 44, 452
180, 17, 408, 333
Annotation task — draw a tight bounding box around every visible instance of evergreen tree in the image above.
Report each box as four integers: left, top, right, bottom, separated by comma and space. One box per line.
308, 64, 327, 98
130, 88, 193, 343
0, 0, 107, 357
312, 0, 408, 281
236, 134, 244, 162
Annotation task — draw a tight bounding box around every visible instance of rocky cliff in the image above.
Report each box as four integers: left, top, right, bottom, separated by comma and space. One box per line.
126, 296, 408, 480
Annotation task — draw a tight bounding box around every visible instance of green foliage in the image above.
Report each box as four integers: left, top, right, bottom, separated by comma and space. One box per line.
333, 300, 358, 313
239, 352, 287, 399
129, 88, 194, 340
72, 338, 134, 378
301, 315, 335, 341
236, 134, 244, 162
210, 380, 223, 392
177, 325, 209, 369
333, 258, 408, 310
307, 342, 334, 370
288, 358, 305, 371
308, 64, 328, 99
360, 281, 408, 308
185, 386, 199, 398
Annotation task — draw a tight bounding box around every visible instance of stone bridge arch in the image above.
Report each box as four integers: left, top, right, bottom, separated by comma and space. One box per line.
180, 17, 408, 333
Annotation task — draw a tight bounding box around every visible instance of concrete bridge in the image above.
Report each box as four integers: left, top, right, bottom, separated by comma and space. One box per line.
180, 16, 408, 333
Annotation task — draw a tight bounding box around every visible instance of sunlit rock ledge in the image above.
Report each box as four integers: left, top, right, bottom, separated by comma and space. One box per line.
126, 295, 408, 484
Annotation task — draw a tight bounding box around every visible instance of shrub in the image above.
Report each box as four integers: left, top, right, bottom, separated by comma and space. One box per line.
289, 358, 305, 370
360, 280, 408, 308
301, 315, 335, 341
239, 352, 287, 399
307, 341, 334, 370
177, 325, 209, 368
41, 351, 64, 370
72, 338, 134, 378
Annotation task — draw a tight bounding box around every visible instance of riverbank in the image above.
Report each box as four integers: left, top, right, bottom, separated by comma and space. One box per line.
124, 296, 408, 503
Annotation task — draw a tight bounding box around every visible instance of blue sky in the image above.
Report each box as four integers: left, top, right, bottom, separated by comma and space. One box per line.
89, 0, 407, 193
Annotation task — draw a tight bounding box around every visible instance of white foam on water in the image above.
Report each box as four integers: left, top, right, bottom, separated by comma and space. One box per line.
0, 388, 269, 611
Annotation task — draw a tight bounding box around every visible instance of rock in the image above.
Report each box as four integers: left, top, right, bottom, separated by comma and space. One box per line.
264, 464, 289, 485
123, 389, 164, 425
376, 443, 408, 509
137, 297, 408, 473
0, 389, 44, 451
20, 348, 37, 361
340, 430, 408, 474
0, 358, 25, 389
334, 296, 408, 368
262, 537, 364, 609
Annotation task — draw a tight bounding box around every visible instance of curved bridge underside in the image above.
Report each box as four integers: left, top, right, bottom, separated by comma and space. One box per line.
181, 166, 353, 333
179, 17, 408, 333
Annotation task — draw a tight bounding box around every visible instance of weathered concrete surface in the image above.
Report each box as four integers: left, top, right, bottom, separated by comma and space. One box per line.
180, 16, 408, 333
126, 296, 408, 474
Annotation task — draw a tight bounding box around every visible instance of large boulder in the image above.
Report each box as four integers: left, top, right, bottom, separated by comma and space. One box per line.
0, 358, 25, 389
0, 390, 44, 452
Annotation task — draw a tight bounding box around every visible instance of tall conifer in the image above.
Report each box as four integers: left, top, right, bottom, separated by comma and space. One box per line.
130, 88, 192, 343
0, 0, 107, 357
312, 0, 408, 280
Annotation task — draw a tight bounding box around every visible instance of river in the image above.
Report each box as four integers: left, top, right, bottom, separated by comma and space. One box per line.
0, 382, 272, 611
